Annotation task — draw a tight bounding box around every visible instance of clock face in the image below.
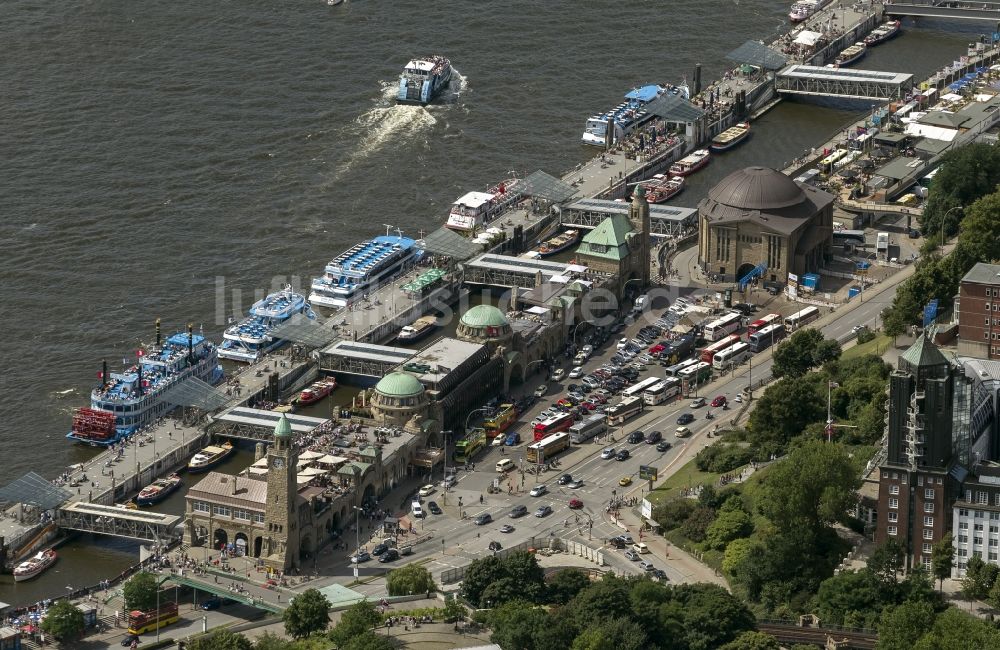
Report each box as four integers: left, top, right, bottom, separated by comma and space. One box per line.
271, 457, 285, 469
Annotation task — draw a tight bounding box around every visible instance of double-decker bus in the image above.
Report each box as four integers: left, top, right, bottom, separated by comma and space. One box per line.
128, 602, 179, 635
484, 403, 517, 436
621, 377, 663, 400
606, 396, 644, 426
747, 313, 780, 335
749, 323, 786, 353
532, 413, 575, 441
713, 341, 752, 370
784, 306, 819, 331
453, 428, 487, 463
678, 361, 712, 385
644, 377, 681, 405
666, 358, 699, 377
569, 414, 607, 444
700, 334, 740, 363
703, 312, 742, 341
526, 431, 571, 464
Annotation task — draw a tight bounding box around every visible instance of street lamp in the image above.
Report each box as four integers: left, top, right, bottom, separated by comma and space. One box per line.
942, 205, 963, 248
572, 321, 590, 349
465, 408, 491, 434
351, 505, 363, 580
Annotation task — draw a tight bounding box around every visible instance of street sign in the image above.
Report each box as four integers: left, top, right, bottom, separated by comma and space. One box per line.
639, 465, 658, 481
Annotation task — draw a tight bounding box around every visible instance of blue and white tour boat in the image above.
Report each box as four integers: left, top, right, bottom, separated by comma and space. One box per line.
67, 325, 224, 446
397, 56, 453, 105
309, 229, 422, 308
219, 286, 315, 363
581, 83, 689, 147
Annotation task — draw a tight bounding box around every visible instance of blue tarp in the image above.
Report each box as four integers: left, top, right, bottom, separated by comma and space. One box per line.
625, 85, 663, 103
802, 273, 820, 289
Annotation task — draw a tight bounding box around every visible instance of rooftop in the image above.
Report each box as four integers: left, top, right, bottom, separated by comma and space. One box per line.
707, 166, 806, 210
962, 262, 1000, 285
899, 334, 948, 369
578, 214, 634, 261
375, 372, 425, 397
404, 337, 487, 387
460, 304, 510, 329
187, 472, 268, 507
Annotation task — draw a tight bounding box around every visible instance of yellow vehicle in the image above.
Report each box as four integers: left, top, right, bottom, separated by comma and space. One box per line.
619, 476, 633, 487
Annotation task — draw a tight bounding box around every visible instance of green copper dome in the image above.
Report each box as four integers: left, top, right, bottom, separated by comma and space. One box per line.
375, 372, 425, 397
274, 413, 293, 438
460, 304, 509, 329
634, 184, 646, 198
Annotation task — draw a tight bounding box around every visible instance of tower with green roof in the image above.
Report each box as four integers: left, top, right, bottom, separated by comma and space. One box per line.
264, 413, 299, 570
628, 183, 650, 286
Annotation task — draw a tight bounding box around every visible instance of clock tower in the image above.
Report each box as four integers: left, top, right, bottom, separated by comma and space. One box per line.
264, 413, 299, 570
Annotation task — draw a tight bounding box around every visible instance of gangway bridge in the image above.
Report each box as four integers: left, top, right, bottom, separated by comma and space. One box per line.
886, 0, 1000, 21
168, 573, 284, 613
776, 65, 914, 101
54, 502, 182, 543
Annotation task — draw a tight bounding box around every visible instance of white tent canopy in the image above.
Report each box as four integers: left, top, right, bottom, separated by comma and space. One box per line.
794, 31, 823, 47
299, 450, 323, 460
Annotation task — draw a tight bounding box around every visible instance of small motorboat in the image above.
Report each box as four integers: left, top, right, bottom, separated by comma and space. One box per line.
710, 122, 751, 152
835, 42, 867, 67
537, 229, 580, 257
396, 316, 439, 344
864, 20, 901, 47
136, 473, 183, 507
13, 550, 57, 582
188, 441, 234, 473
639, 174, 685, 203
294, 378, 338, 406
669, 149, 711, 177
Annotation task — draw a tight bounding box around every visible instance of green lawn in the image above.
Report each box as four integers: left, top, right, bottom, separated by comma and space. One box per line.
842, 332, 893, 361
647, 457, 722, 505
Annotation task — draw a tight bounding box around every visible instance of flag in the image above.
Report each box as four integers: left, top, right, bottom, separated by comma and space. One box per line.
137, 349, 145, 357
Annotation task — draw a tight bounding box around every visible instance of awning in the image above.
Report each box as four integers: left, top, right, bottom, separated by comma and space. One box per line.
299, 450, 323, 460
794, 30, 823, 47
317, 454, 348, 466
525, 306, 549, 315
565, 264, 587, 272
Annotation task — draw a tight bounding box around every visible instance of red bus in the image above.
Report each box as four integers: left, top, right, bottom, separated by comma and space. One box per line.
747, 313, 780, 336
700, 334, 740, 363
532, 413, 575, 441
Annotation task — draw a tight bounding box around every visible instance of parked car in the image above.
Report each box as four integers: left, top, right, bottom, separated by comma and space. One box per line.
350, 551, 371, 564
200, 597, 225, 610
638, 560, 655, 571
372, 543, 389, 556
411, 503, 424, 518
418, 484, 435, 497
551, 368, 566, 381
569, 366, 584, 378
475, 513, 493, 526
632, 542, 649, 554
379, 549, 399, 563
504, 432, 521, 446
617, 338, 629, 350
534, 385, 548, 398
535, 505, 553, 518
441, 475, 457, 489
624, 550, 639, 561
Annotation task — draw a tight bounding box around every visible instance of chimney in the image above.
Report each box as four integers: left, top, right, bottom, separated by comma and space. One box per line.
187, 323, 194, 363
155, 318, 161, 348
102, 359, 108, 386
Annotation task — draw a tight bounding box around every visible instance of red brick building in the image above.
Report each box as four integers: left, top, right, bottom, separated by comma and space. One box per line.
958, 262, 1000, 360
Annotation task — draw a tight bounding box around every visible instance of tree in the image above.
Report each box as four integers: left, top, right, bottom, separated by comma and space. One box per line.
488, 600, 548, 650
40, 600, 85, 644
868, 539, 906, 593
960, 554, 999, 601
772, 330, 840, 378
188, 629, 253, 650
282, 588, 331, 639
673, 583, 756, 650
755, 440, 860, 537
877, 600, 935, 650
814, 570, 880, 627
653, 498, 695, 531
548, 568, 591, 605
723, 537, 762, 576
912, 607, 1000, 650
502, 551, 547, 603
567, 576, 633, 627
122, 571, 159, 612
918, 143, 1000, 242
341, 632, 395, 650
442, 595, 467, 623
720, 631, 781, 650
386, 563, 435, 596
704, 508, 753, 550
329, 599, 380, 647
746, 378, 824, 450
681, 506, 717, 542
930, 532, 955, 591
462, 555, 506, 607
253, 632, 294, 650
572, 616, 647, 650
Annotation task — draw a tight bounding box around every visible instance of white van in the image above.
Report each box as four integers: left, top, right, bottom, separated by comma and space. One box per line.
496, 458, 515, 473
411, 502, 424, 518
632, 542, 649, 554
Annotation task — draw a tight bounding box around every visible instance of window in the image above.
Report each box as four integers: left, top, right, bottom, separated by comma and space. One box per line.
888, 512, 899, 522
922, 556, 932, 569
991, 526, 999, 534
991, 552, 998, 561
925, 488, 935, 500
959, 549, 969, 558
961, 508, 969, 517
975, 537, 984, 546
960, 522, 969, 530
924, 528, 934, 540
976, 510, 985, 518
960, 535, 969, 544
888, 525, 898, 536
890, 484, 900, 495
253, 512, 264, 523
234, 509, 251, 521
991, 539, 998, 547
979, 492, 989, 505
889, 498, 899, 509
918, 475, 924, 487
992, 512, 1000, 520
893, 472, 899, 480
922, 543, 933, 554
976, 523, 985, 532
924, 516, 934, 527
882, 471, 889, 478
193, 501, 210, 513
213, 505, 231, 517
924, 502, 935, 513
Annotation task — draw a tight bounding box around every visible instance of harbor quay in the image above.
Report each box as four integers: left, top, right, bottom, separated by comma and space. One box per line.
5, 5, 1000, 646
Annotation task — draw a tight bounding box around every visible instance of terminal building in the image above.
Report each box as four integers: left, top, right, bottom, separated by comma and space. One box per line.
697, 166, 834, 284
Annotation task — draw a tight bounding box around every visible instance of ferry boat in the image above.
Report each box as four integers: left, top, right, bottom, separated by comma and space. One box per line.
669, 149, 711, 177
710, 122, 751, 152
582, 83, 690, 147
396, 316, 439, 344
219, 286, 315, 363
835, 42, 867, 67
309, 228, 422, 308
445, 177, 524, 233
864, 20, 902, 47
67, 326, 224, 446
136, 473, 182, 506
188, 442, 234, 473
639, 174, 685, 203
537, 229, 580, 257
397, 56, 453, 105
294, 378, 338, 406
13, 550, 57, 582
789, 0, 824, 22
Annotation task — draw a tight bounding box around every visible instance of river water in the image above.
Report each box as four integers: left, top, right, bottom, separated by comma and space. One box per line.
0, 0, 986, 605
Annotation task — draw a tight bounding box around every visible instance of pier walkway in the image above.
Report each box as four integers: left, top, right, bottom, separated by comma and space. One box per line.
886, 0, 1000, 21
776, 65, 914, 101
